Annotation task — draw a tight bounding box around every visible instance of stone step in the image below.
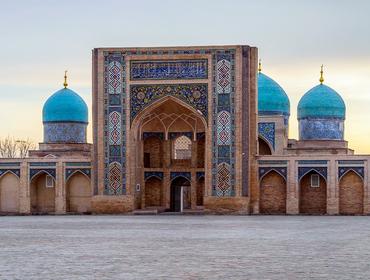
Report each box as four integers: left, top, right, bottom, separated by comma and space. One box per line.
133, 209, 159, 215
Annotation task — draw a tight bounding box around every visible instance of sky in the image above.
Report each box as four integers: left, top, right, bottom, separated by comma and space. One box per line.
0, 0, 370, 153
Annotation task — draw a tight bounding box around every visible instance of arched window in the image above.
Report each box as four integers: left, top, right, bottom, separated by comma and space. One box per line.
173, 136, 192, 159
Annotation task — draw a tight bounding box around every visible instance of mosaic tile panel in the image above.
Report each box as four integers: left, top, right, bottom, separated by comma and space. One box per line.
144, 171, 164, 181
130, 59, 208, 80
170, 172, 191, 181
298, 167, 327, 181
213, 51, 235, 197
130, 84, 208, 122
338, 167, 364, 180
258, 122, 275, 150
169, 132, 193, 140
143, 132, 164, 140
108, 111, 121, 145
259, 167, 287, 180
108, 161, 122, 195
107, 61, 122, 95
196, 172, 205, 180
216, 162, 232, 196
104, 54, 126, 195
65, 168, 91, 180
29, 168, 56, 180
217, 111, 231, 145
44, 123, 87, 143
0, 169, 20, 179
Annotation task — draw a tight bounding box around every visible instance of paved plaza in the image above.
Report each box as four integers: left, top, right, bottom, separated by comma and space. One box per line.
0, 215, 370, 279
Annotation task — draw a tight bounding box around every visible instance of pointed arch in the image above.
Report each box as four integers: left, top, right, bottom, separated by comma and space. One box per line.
258, 136, 273, 155
259, 170, 286, 214
0, 171, 20, 213
299, 170, 327, 215
339, 170, 364, 215
66, 169, 91, 183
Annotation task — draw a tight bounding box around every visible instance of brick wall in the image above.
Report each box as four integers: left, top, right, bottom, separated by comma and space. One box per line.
339, 171, 364, 215
260, 171, 286, 214
299, 172, 327, 214
145, 177, 162, 207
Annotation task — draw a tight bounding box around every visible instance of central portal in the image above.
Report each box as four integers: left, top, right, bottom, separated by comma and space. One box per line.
133, 97, 206, 212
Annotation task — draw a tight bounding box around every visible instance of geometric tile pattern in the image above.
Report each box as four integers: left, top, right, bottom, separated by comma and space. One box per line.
216, 59, 231, 93
130, 59, 208, 80
104, 54, 126, 195
216, 162, 232, 196
298, 166, 327, 182
258, 122, 275, 150
108, 161, 122, 195
170, 172, 191, 182
108, 61, 122, 94
259, 167, 287, 181
213, 52, 235, 197
130, 84, 208, 122
44, 123, 87, 144
65, 168, 91, 180
108, 111, 121, 145
338, 166, 364, 180
29, 168, 56, 180
144, 171, 164, 181
217, 111, 231, 145
0, 169, 20, 179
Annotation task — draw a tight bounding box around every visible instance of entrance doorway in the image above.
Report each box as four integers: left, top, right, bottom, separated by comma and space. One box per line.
170, 177, 191, 212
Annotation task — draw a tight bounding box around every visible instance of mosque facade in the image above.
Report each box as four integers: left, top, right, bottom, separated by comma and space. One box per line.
0, 45, 369, 215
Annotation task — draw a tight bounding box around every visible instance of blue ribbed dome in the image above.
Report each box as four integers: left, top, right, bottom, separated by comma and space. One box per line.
258, 72, 290, 116
43, 88, 88, 123
298, 84, 345, 120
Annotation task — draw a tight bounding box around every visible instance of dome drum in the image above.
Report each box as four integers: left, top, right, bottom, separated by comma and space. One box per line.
44, 122, 87, 143
299, 118, 344, 140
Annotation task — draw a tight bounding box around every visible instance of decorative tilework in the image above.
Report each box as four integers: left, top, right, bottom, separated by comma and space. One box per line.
0, 169, 20, 179
170, 172, 191, 181
217, 111, 231, 145
29, 168, 56, 180
107, 61, 122, 95
196, 132, 205, 140
258, 160, 288, 165
196, 172, 205, 180
143, 132, 164, 140
108, 162, 122, 195
298, 160, 328, 165
259, 167, 287, 180
338, 167, 364, 180
108, 111, 121, 145
130, 59, 208, 80
258, 122, 275, 150
104, 55, 126, 195
130, 84, 208, 122
216, 58, 231, 94
65, 168, 91, 180
298, 167, 327, 181
144, 171, 164, 181
338, 160, 364, 165
216, 162, 232, 196
44, 122, 87, 143
213, 51, 236, 197
299, 118, 344, 140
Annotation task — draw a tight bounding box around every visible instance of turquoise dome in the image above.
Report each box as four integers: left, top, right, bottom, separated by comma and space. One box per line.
258, 72, 290, 116
43, 88, 88, 123
298, 84, 345, 119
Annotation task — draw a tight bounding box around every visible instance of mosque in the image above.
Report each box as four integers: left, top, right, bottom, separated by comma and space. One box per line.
0, 45, 368, 215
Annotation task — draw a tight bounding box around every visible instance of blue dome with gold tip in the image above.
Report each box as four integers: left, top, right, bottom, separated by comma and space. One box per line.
258, 72, 290, 116
42, 87, 88, 123
297, 84, 345, 120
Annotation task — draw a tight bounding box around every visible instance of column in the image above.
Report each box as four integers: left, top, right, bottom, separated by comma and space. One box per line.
55, 161, 66, 214
327, 159, 339, 214
286, 159, 299, 214
19, 161, 30, 214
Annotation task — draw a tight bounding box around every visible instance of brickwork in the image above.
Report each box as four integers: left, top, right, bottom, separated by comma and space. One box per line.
299, 172, 327, 214
260, 171, 286, 214
339, 171, 364, 215
145, 177, 162, 207
144, 137, 163, 168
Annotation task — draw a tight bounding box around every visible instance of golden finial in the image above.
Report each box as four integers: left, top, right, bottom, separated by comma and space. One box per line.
319, 65, 324, 84
63, 70, 68, 88
258, 59, 262, 73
